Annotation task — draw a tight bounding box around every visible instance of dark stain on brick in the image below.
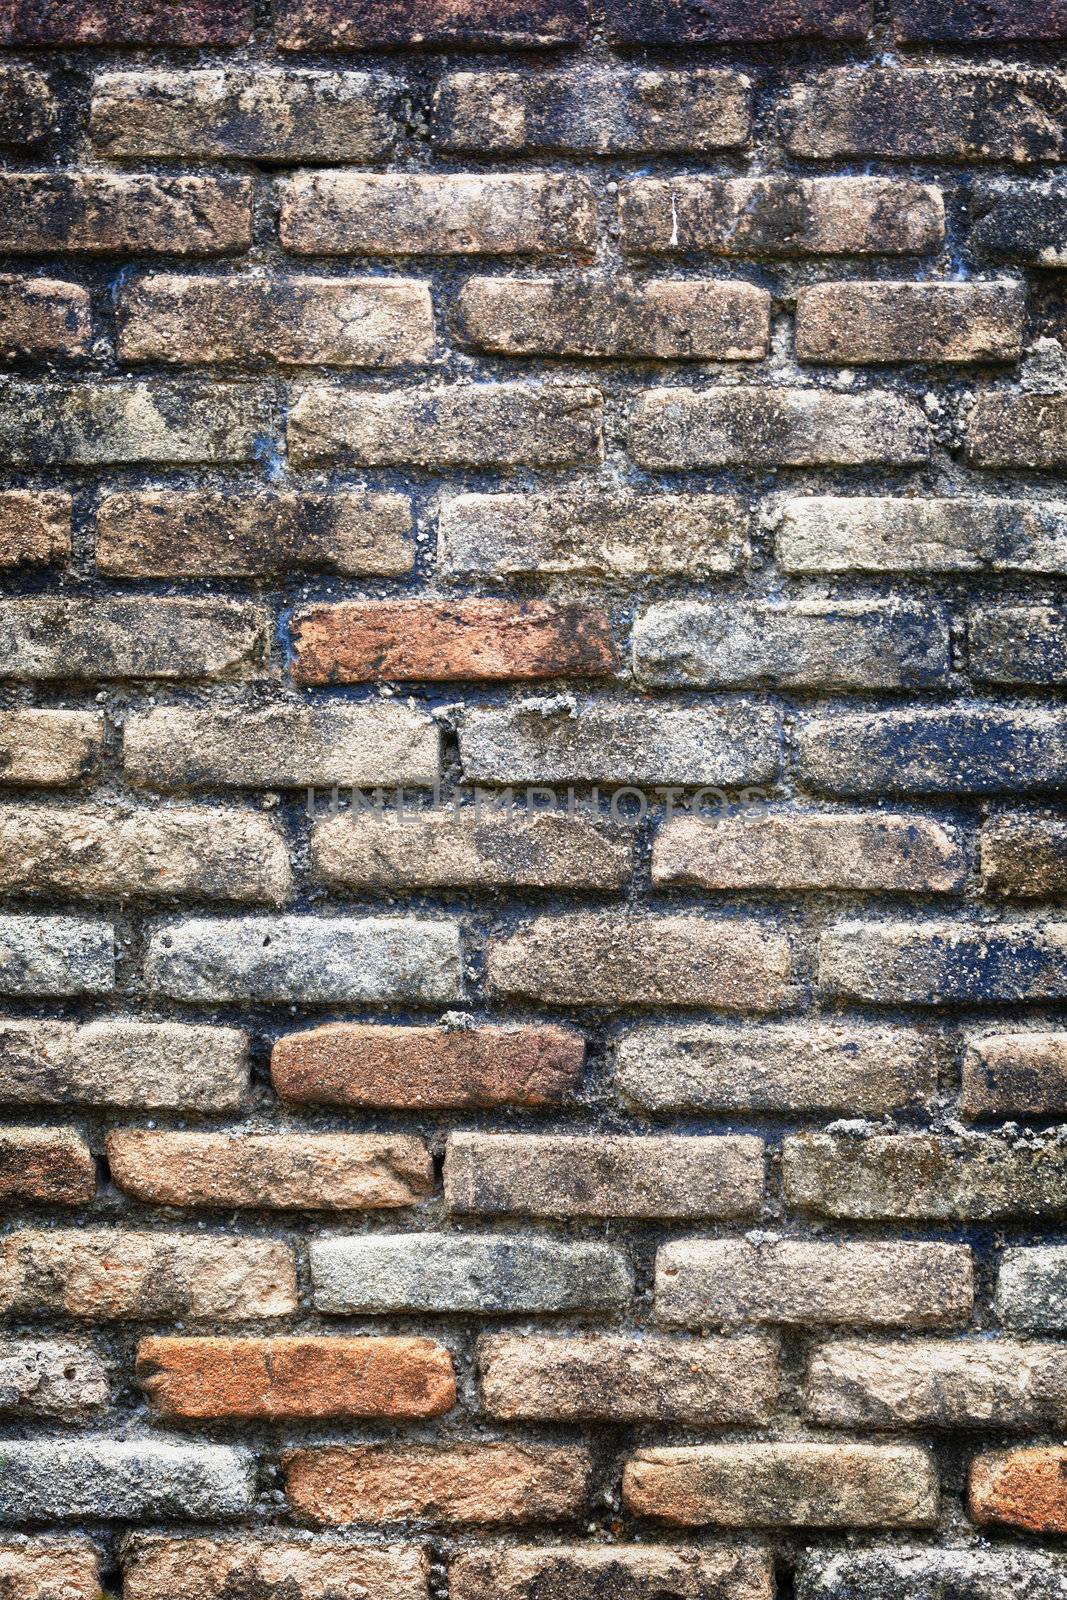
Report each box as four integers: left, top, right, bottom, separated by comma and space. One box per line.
0, 0, 252, 44
274, 0, 587, 47
894, 0, 1067, 39
607, 0, 871, 41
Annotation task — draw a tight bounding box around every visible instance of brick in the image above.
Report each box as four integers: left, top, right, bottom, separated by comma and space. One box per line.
971, 1448, 1067, 1533
0, 68, 56, 147
820, 918, 1067, 1005
450, 1546, 772, 1600
439, 491, 746, 578
795, 1548, 1067, 1600
487, 914, 791, 1010
0, 598, 267, 680
435, 68, 751, 154
796, 281, 1025, 365
0, 1019, 247, 1113
784, 1131, 1067, 1220
0, 491, 71, 570
125, 703, 439, 791
963, 1030, 1067, 1118
284, 1445, 589, 1525
276, 0, 586, 46
0, 916, 113, 997
0, 1544, 99, 1600
0, 1442, 254, 1524
999, 1247, 1067, 1330
108, 1131, 432, 1211
973, 182, 1067, 266
91, 69, 399, 162
0, 710, 100, 785
634, 600, 949, 689
459, 698, 781, 787
456, 278, 770, 361
970, 394, 1067, 469
0, 1128, 94, 1207
895, 0, 1067, 38
629, 387, 929, 469
0, 0, 252, 44
479, 1333, 778, 1424
0, 1339, 108, 1419
797, 709, 1067, 795
971, 603, 1067, 683
620, 177, 943, 257
145, 914, 462, 1005
123, 1539, 429, 1600
779, 495, 1067, 574
311, 811, 632, 891
119, 275, 434, 368
982, 813, 1067, 896
289, 383, 602, 468
311, 1233, 631, 1315
808, 1339, 1067, 1429
0, 1229, 296, 1321
0, 174, 250, 255
653, 811, 963, 894
657, 1240, 973, 1330
445, 1132, 764, 1219
622, 1444, 937, 1528
0, 805, 291, 905
0, 278, 90, 360
137, 1336, 455, 1419
281, 173, 595, 257
0, 381, 270, 466
616, 1022, 936, 1116
607, 0, 870, 40
783, 69, 1064, 163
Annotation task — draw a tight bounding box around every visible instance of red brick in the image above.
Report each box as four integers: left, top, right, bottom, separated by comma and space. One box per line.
0, 0, 252, 44
0, 1127, 94, 1206
274, 0, 587, 48
969, 1447, 1067, 1533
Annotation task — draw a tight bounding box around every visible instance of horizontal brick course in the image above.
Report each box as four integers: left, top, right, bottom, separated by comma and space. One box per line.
0, 597, 267, 681
608, 0, 871, 40
0, 1442, 255, 1523
798, 709, 1067, 795
795, 1548, 1067, 1599
0, 0, 252, 43
820, 918, 1067, 1004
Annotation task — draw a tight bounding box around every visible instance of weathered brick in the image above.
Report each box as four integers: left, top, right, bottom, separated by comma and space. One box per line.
795, 1548, 1067, 1600
281, 173, 596, 257
0, 709, 100, 786
963, 1030, 1067, 1119
616, 1022, 936, 1116
657, 1240, 972, 1329
0, 598, 267, 680
450, 1546, 772, 1600
608, 0, 871, 40
445, 1132, 764, 1219
0, 1442, 254, 1524
0, 381, 270, 466
439, 491, 746, 578
0, 1339, 108, 1419
971, 603, 1067, 683
796, 281, 1025, 364
973, 182, 1067, 266
311, 1234, 631, 1315
0, 174, 250, 256
0, 491, 71, 570
620, 177, 943, 257
122, 1539, 429, 1600
820, 918, 1067, 1005
479, 1333, 778, 1423
0, 1019, 247, 1113
456, 278, 770, 361
0, 1128, 94, 1207
276, 0, 587, 46
779, 495, 1067, 574
0, 1229, 296, 1321
970, 393, 1067, 468
137, 1336, 455, 1419
0, 915, 113, 997
998, 1247, 1067, 1330
895, 0, 1067, 38
970, 1448, 1067, 1533
289, 383, 602, 468
783, 69, 1065, 163
459, 698, 781, 787
0, 0, 252, 44
629, 388, 929, 469
634, 600, 949, 689
119, 276, 433, 368
435, 69, 750, 154
982, 813, 1067, 896
284, 1445, 590, 1525
784, 1131, 1067, 1220
145, 915, 462, 1005
808, 1338, 1067, 1429
0, 278, 90, 360
0, 68, 56, 147
91, 69, 399, 162
798, 709, 1067, 795
0, 1544, 99, 1600
487, 914, 792, 1010
124, 703, 439, 790
311, 811, 631, 891
623, 1444, 937, 1528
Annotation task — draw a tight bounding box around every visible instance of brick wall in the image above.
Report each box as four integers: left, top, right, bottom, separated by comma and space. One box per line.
1, 0, 1067, 1595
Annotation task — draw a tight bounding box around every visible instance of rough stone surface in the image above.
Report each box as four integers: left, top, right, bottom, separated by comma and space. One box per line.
0, 1128, 96, 1207
0, 1019, 248, 1112
795, 1548, 1067, 1600
0, 492, 71, 570
121, 1539, 429, 1600
0, 1543, 99, 1600
0, 1340, 108, 1419
0, 0, 252, 43
997, 1247, 1067, 1331
0, 598, 268, 679
0, 175, 251, 256
798, 709, 1067, 795
807, 1338, 1067, 1428
0, 710, 100, 785
0, 1443, 255, 1523
608, 0, 871, 40
0, 278, 90, 360
970, 1448, 1067, 1534
0, 916, 113, 998
779, 496, 1067, 573
274, 0, 588, 47
796, 280, 1025, 364
450, 1546, 773, 1600
973, 182, 1067, 266
963, 1030, 1067, 1119
0, 68, 56, 147
0, 383, 270, 465
819, 918, 1067, 1004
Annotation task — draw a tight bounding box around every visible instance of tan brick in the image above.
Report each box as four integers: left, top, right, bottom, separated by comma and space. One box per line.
450, 1546, 772, 1600
0, 381, 271, 466
107, 1131, 432, 1211
0, 1128, 94, 1207
796, 281, 1025, 364
0, 710, 101, 786
808, 1339, 1067, 1429
778, 495, 1067, 574
970, 1447, 1067, 1534
122, 1539, 428, 1600
962, 1030, 1067, 1119
0, 491, 71, 570
0, 277, 90, 359
0, 174, 251, 255
0, 598, 267, 681
0, 1544, 99, 1600
0, 1019, 247, 1113
0, 67, 57, 148
0, 1339, 108, 1419
969, 393, 1067, 467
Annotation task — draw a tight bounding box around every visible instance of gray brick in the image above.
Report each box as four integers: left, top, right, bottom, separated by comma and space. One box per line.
796, 1547, 1067, 1600
0, 1340, 108, 1419
798, 709, 1067, 795
0, 1442, 255, 1523
0, 599, 267, 682
820, 918, 1067, 1004
0, 381, 270, 466
0, 1020, 248, 1113
998, 1247, 1067, 1331
808, 1338, 1067, 1429
779, 496, 1067, 574
0, 916, 113, 998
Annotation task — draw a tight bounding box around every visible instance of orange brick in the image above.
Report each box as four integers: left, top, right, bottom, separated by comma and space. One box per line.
969, 1446, 1067, 1533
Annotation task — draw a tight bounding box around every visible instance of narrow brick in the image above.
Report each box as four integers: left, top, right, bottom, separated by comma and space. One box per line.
435, 68, 751, 154
0, 1019, 247, 1113
0, 68, 56, 147
275, 0, 587, 46
0, 916, 113, 997
479, 1334, 778, 1423
982, 813, 1067, 896
488, 913, 791, 1010
634, 600, 949, 689
629, 387, 929, 469
998, 1247, 1067, 1330
0, 381, 270, 466
0, 598, 267, 680
0, 1442, 254, 1524
145, 915, 462, 1005
795, 1548, 1067, 1599
779, 495, 1067, 574
311, 1233, 631, 1315
820, 918, 1067, 1005
608, 0, 871, 40
0, 278, 90, 360
281, 173, 596, 257
623, 1444, 937, 1528
0, 709, 100, 786
973, 182, 1067, 266
971, 603, 1067, 683
445, 1132, 764, 1220
91, 69, 400, 162
440, 491, 746, 578
970, 1448, 1067, 1534
124, 703, 437, 791
0, 1229, 296, 1321
289, 383, 602, 468
798, 709, 1067, 796
895, 0, 1067, 38
0, 1339, 108, 1419
616, 1022, 936, 1116
0, 174, 250, 255
963, 1030, 1067, 1118
796, 281, 1025, 364
284, 1445, 590, 1526
123, 1540, 428, 1600
0, 0, 252, 44
0, 491, 71, 570
970, 393, 1067, 468
0, 1128, 94, 1207
809, 1339, 1067, 1429
293, 599, 616, 684
137, 1336, 455, 1419
620, 177, 943, 257
450, 1546, 772, 1600
456, 278, 770, 360
657, 1240, 973, 1329
0, 1545, 98, 1600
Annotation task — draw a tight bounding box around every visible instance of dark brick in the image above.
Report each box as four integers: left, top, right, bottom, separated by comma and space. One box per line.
982, 814, 1067, 897
971, 604, 1067, 684
0, 68, 55, 147
274, 0, 588, 48
894, 0, 1067, 39
607, 0, 871, 42
798, 709, 1067, 796
0, 0, 252, 44
969, 394, 1067, 469
0, 175, 251, 257
972, 183, 1067, 266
